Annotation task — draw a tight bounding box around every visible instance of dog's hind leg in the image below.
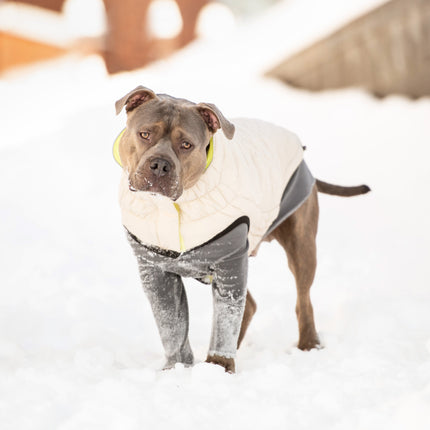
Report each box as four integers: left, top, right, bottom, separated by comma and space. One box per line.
237, 290, 257, 349
268, 185, 320, 350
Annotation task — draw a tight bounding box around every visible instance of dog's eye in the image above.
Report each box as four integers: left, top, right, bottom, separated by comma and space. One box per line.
140, 131, 150, 140
181, 141, 193, 150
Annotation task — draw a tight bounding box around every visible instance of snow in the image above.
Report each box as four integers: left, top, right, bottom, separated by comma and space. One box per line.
1, 0, 430, 429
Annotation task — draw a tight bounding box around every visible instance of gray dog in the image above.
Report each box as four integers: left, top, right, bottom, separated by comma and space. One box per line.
114, 86, 370, 373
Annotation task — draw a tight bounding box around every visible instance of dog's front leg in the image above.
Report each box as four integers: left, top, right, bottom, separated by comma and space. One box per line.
141, 267, 194, 369
139, 266, 194, 369
132, 263, 194, 369
206, 253, 248, 373
127, 233, 194, 368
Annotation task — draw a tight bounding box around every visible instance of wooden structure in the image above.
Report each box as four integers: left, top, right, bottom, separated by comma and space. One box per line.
0, 30, 66, 72
103, 0, 209, 73
2, 0, 209, 73
267, 0, 430, 98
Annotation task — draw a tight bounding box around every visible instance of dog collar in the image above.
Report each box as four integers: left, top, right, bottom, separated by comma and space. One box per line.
113, 128, 214, 170
113, 128, 126, 167
205, 137, 214, 170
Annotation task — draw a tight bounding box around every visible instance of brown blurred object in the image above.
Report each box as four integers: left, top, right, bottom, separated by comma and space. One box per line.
268, 0, 430, 98
103, 0, 152, 73
0, 31, 66, 71
3, 0, 209, 74
14, 0, 65, 11
104, 0, 209, 73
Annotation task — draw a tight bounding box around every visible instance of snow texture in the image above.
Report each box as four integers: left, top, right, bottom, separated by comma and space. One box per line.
1, 1, 430, 429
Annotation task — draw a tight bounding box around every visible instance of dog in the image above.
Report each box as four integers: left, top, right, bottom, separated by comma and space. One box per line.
114, 86, 370, 373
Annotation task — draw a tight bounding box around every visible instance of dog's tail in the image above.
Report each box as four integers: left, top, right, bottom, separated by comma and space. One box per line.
316, 179, 371, 197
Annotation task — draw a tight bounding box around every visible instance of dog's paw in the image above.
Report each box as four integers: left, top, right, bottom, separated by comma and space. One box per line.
297, 333, 321, 351
205, 354, 235, 373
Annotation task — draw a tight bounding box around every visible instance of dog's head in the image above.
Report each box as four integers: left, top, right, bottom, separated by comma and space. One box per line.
115, 86, 235, 200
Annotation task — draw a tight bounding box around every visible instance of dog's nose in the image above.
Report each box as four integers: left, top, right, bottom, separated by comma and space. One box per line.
149, 158, 172, 177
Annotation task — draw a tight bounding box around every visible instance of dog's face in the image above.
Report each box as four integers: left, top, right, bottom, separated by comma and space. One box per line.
115, 86, 235, 200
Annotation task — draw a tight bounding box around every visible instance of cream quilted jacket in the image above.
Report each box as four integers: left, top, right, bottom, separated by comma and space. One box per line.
119, 118, 305, 254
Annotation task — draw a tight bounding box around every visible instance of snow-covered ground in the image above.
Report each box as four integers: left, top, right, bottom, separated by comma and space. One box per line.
1, 1, 430, 429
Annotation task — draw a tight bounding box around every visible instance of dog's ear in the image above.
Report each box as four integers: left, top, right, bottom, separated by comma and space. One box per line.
196, 103, 235, 140
115, 86, 157, 115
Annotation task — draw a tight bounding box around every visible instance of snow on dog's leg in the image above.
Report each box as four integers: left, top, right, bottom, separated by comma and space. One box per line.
141, 269, 194, 368
237, 291, 257, 349
127, 234, 194, 368
206, 252, 248, 373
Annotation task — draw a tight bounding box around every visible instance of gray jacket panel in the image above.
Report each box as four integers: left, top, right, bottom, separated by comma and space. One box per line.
265, 161, 315, 237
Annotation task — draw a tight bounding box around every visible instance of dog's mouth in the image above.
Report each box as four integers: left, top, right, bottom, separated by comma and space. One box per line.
128, 175, 182, 200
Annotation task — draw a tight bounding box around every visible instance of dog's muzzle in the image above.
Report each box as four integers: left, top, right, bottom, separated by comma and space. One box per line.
129, 156, 181, 200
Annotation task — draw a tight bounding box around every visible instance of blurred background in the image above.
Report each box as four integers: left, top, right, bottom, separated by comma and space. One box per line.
1, 0, 429, 96
1, 2, 430, 429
